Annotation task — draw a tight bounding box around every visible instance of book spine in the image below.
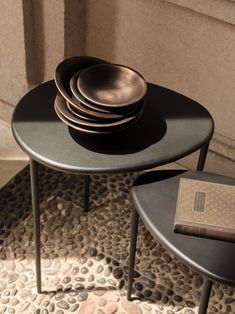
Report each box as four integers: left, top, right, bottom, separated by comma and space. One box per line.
174, 224, 235, 242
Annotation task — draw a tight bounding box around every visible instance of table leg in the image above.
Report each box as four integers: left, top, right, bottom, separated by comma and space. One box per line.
197, 142, 209, 171
198, 278, 213, 314
29, 158, 42, 293
127, 207, 139, 301
84, 175, 90, 212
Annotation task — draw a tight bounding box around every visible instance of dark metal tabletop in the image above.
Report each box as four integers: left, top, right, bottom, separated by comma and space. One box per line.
12, 80, 214, 174
132, 170, 235, 286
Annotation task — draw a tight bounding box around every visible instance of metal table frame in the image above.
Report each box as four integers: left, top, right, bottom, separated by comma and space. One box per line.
30, 143, 209, 293
11, 80, 214, 294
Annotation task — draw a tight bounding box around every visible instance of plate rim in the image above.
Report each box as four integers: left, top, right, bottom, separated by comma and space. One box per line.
55, 93, 144, 129
55, 101, 143, 135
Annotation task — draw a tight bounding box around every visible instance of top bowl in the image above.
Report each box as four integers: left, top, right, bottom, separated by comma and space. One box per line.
77, 63, 147, 108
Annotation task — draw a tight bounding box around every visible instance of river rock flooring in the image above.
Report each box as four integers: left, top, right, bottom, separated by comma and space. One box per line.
0, 165, 234, 314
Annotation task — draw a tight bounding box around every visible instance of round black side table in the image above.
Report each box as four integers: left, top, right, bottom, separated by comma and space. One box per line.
12, 80, 214, 293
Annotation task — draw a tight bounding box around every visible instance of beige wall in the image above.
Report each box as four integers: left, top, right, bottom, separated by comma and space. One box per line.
0, 0, 234, 169
0, 1, 28, 106
23, 0, 64, 88
82, 0, 235, 140
79, 0, 235, 165
0, 0, 64, 105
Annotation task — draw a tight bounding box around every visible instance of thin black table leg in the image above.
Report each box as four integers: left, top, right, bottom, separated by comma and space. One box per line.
198, 278, 213, 314
29, 158, 42, 293
127, 207, 139, 301
84, 175, 90, 212
197, 142, 209, 171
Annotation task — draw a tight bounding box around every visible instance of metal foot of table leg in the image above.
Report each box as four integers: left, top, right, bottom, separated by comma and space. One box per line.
197, 142, 209, 171
84, 175, 90, 212
30, 158, 42, 293
127, 207, 139, 301
198, 278, 213, 314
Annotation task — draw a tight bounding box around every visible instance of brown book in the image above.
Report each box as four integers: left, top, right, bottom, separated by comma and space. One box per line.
173, 178, 235, 242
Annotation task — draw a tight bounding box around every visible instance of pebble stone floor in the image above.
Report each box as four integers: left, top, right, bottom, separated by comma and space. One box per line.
0, 165, 234, 314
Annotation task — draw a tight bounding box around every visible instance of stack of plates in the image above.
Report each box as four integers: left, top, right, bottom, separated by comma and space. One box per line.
54, 56, 147, 135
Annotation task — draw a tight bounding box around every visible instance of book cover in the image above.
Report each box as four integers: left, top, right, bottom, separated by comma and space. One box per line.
173, 178, 235, 242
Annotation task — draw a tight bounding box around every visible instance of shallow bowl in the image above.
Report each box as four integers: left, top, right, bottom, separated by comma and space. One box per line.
77, 63, 147, 108
54, 56, 108, 105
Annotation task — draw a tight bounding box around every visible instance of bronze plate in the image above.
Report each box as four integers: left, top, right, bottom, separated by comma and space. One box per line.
65, 100, 103, 121
70, 71, 138, 115
67, 96, 128, 120
70, 71, 113, 114
55, 93, 144, 129
66, 102, 102, 122
77, 63, 147, 108
55, 104, 109, 135
54, 55, 108, 107
55, 98, 143, 135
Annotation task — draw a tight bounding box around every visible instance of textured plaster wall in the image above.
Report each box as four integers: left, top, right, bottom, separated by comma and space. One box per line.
22, 0, 64, 88
0, 1, 64, 106
0, 1, 28, 106
0, 0, 234, 164
167, 0, 235, 25
81, 0, 235, 143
